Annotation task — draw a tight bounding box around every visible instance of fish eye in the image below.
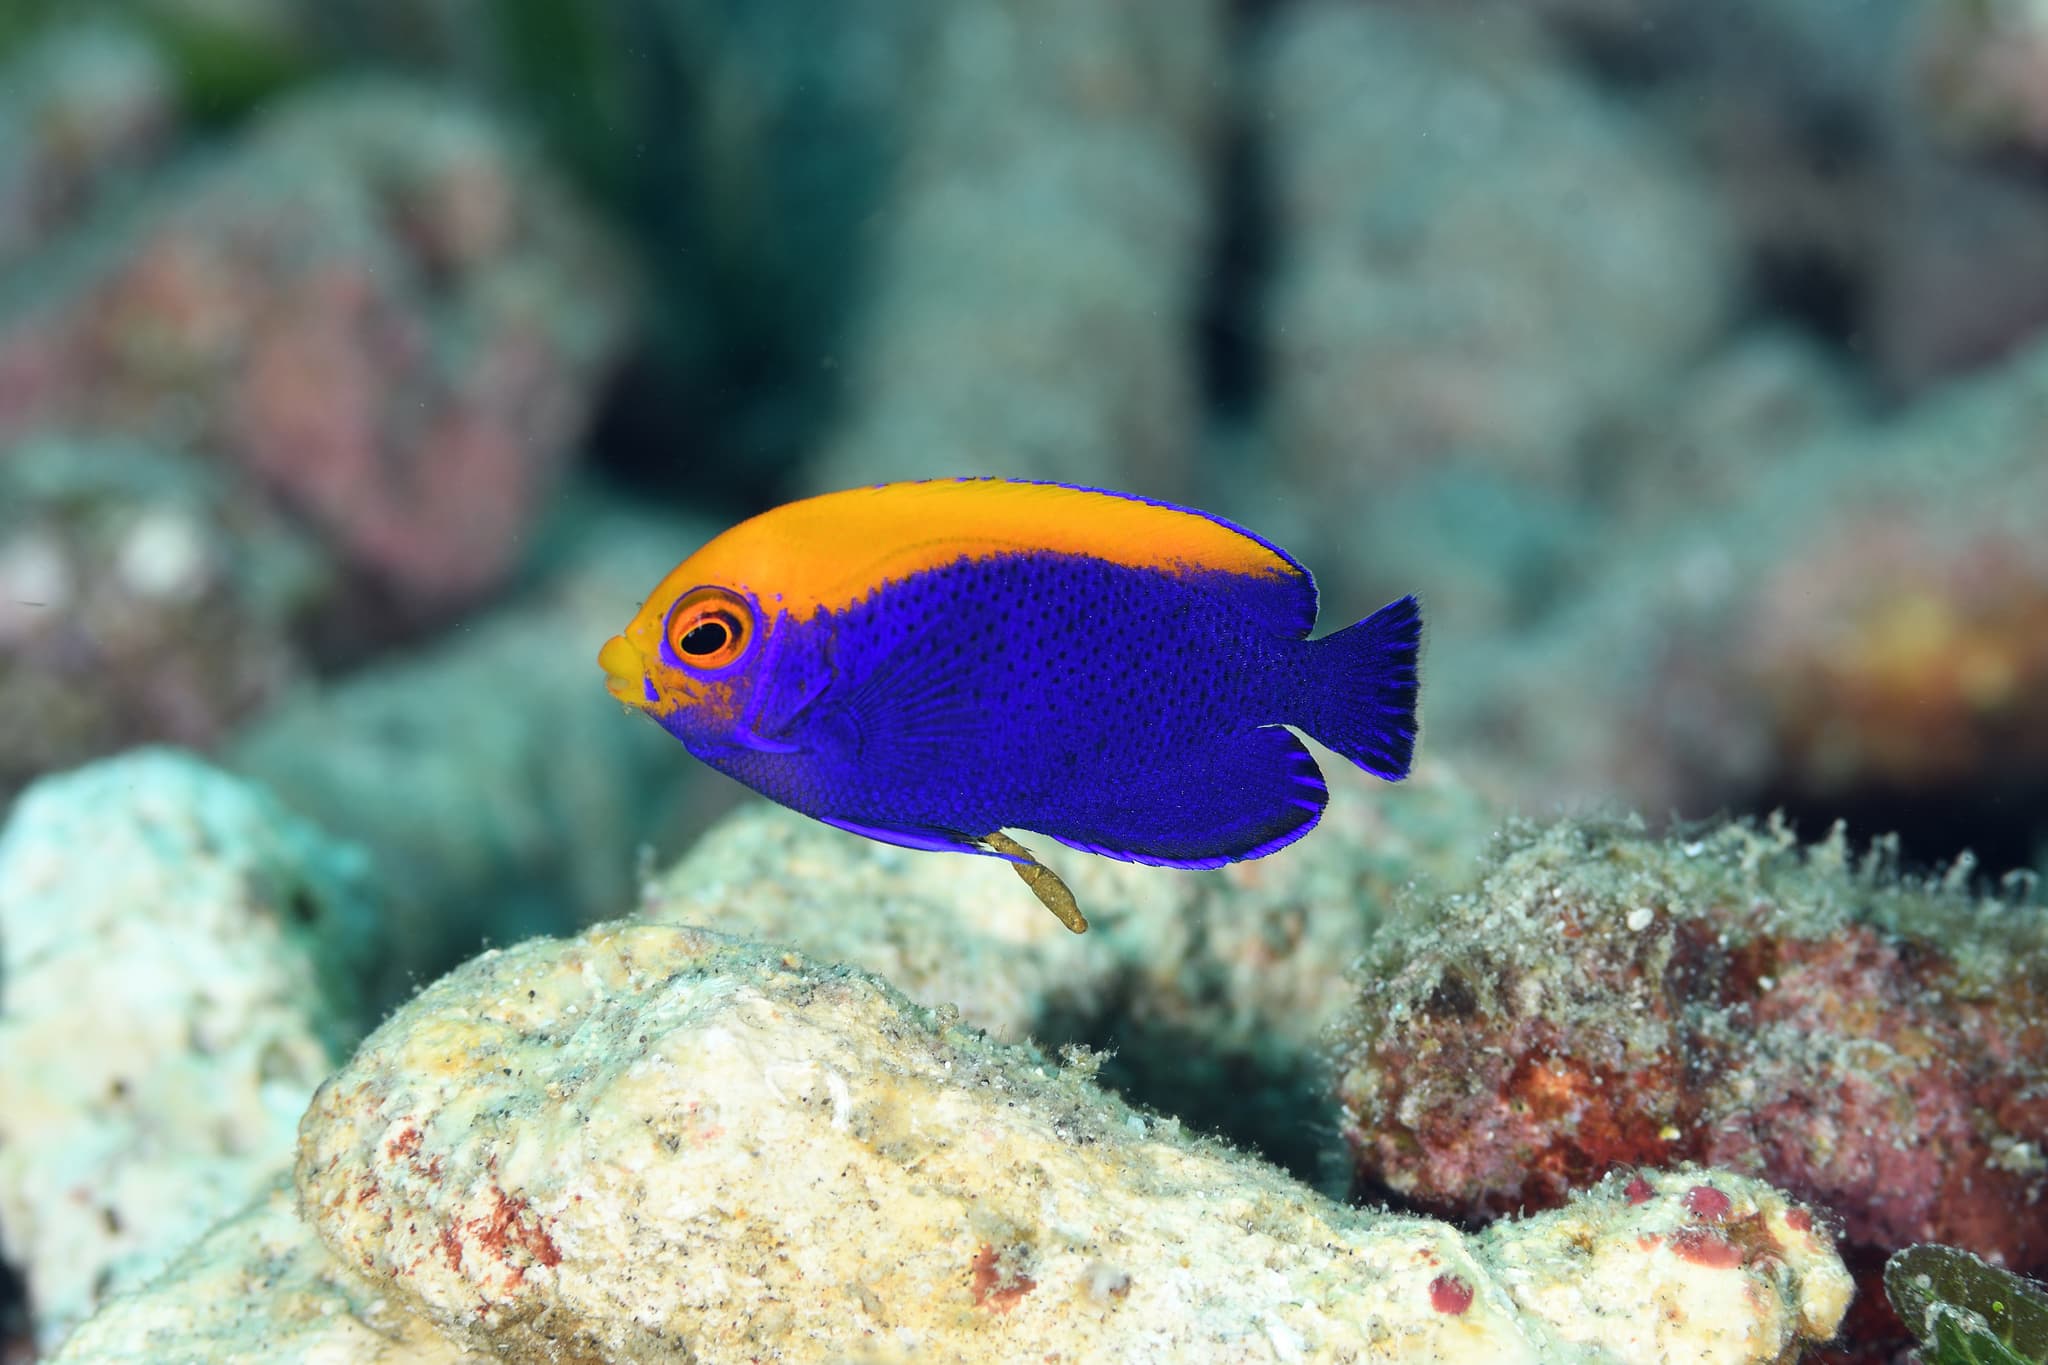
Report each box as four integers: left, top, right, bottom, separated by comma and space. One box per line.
664, 586, 752, 671
680, 620, 728, 655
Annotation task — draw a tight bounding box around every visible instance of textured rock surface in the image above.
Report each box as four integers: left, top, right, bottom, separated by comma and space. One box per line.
49, 1176, 476, 1365
0, 750, 378, 1349
0, 80, 628, 607
1334, 816, 2048, 1270
806, 0, 1222, 493
229, 497, 721, 1006
0, 435, 330, 799
297, 921, 1852, 1364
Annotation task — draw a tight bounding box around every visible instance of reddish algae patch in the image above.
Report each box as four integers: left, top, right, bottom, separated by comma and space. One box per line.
969, 1244, 1036, 1313
1429, 1274, 1474, 1315
466, 1188, 562, 1271
1684, 1185, 1732, 1220
1672, 1227, 1744, 1270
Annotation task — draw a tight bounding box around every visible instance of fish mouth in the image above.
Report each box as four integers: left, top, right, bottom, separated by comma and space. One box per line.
599, 634, 651, 707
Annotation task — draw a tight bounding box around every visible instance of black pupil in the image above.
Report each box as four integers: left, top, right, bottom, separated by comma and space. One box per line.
680, 619, 730, 656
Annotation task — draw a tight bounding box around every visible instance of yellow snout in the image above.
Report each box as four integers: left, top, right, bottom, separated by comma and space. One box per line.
599, 634, 649, 706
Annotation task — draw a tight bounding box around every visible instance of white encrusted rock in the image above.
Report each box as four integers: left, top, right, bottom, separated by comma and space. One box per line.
0, 749, 377, 1348
295, 921, 1851, 1364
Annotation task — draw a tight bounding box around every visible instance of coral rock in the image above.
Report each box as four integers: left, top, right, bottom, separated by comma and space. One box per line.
49, 1176, 475, 1365
0, 750, 378, 1349
228, 498, 720, 1006
1333, 816, 2048, 1275
296, 920, 1851, 1364
1259, 3, 1731, 495
1915, 0, 2048, 155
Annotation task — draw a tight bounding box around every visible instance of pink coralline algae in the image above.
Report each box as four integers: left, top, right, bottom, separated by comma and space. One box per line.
1333, 817, 2048, 1279
0, 82, 629, 608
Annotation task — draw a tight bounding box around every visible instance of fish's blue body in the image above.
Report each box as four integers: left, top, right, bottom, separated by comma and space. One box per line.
601, 478, 1420, 873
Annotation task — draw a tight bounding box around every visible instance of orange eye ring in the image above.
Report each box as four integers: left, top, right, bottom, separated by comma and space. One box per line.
663, 586, 753, 671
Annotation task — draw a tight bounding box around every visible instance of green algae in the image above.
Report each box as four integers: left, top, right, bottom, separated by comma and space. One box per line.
1887, 1244, 2048, 1365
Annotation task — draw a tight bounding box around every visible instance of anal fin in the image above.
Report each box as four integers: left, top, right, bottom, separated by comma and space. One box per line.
1035, 725, 1328, 869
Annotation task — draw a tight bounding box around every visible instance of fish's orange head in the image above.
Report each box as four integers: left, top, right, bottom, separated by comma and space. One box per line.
599, 572, 766, 752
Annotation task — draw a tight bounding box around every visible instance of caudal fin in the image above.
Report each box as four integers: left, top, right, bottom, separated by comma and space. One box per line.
1299, 594, 1421, 781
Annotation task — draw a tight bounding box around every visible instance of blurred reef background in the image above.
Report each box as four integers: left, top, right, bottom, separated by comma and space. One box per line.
1, 1, 2046, 1361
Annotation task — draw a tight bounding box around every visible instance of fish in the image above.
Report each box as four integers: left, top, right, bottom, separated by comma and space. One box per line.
599, 478, 1420, 931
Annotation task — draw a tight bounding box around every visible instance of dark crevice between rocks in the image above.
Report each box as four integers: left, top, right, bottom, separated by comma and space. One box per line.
0, 1256, 29, 1365
1746, 244, 1867, 361
1751, 777, 2048, 884
1037, 989, 1350, 1198
584, 348, 775, 510
1192, 55, 1270, 426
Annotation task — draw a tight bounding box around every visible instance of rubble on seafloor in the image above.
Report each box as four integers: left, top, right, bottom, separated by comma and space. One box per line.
0, 753, 1855, 1363
1257, 1, 1732, 502
1649, 337, 2048, 843
1332, 813, 2048, 1351
3, 1, 2046, 1357
0, 750, 377, 1350
1422, 323, 2048, 877
1445, 0, 2048, 395
248, 923, 1841, 1365
1913, 0, 2048, 158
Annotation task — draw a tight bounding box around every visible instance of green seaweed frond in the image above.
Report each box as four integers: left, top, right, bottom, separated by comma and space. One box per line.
1886, 1244, 2048, 1365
